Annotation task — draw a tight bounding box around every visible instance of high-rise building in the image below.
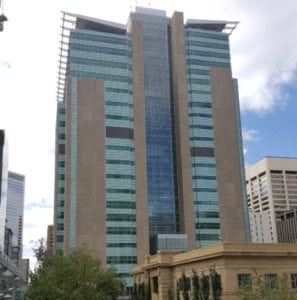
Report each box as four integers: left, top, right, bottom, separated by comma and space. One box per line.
5, 171, 25, 266
0, 132, 27, 294
0, 129, 8, 251
245, 156, 297, 242
21, 258, 30, 281
54, 7, 249, 285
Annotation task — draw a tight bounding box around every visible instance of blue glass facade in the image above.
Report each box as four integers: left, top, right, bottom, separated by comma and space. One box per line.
131, 11, 177, 246
6, 172, 25, 264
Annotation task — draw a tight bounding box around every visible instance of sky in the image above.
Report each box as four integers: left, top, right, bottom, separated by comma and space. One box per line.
0, 0, 296, 269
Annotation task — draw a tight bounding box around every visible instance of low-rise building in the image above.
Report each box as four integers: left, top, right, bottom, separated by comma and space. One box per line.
277, 209, 297, 243
132, 243, 297, 300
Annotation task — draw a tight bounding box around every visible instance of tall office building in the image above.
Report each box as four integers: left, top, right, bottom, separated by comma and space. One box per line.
5, 171, 25, 266
0, 130, 8, 251
54, 7, 249, 285
0, 131, 27, 293
246, 156, 297, 242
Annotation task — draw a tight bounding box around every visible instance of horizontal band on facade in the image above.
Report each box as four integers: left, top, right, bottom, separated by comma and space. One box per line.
191, 147, 214, 157
106, 126, 134, 139
71, 31, 130, 46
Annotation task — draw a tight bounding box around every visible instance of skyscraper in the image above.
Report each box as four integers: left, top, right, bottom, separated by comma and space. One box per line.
0, 131, 27, 293
5, 171, 25, 266
54, 7, 249, 285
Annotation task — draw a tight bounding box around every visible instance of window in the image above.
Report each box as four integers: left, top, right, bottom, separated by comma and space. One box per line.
265, 274, 278, 289
291, 274, 297, 289
57, 223, 64, 230
58, 144, 65, 154
237, 274, 251, 286
56, 235, 63, 242
152, 276, 158, 293
58, 161, 65, 168
58, 174, 65, 181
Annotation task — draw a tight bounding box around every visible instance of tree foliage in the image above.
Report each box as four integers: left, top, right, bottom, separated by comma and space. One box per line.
133, 280, 151, 300
209, 268, 222, 300
192, 269, 200, 300
176, 268, 221, 300
25, 239, 125, 300
236, 273, 297, 300
178, 271, 191, 300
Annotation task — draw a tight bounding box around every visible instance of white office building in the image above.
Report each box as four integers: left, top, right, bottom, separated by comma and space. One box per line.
245, 156, 297, 242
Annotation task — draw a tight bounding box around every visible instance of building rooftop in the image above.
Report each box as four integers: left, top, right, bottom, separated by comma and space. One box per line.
56, 8, 239, 102
133, 242, 297, 274
185, 19, 238, 34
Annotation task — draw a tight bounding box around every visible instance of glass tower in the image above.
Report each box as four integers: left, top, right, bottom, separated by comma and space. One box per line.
54, 7, 250, 287
130, 9, 176, 250
6, 171, 25, 266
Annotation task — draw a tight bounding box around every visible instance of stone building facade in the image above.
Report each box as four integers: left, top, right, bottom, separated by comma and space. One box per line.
132, 243, 297, 300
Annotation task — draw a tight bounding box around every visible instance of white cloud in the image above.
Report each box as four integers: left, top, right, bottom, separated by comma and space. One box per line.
242, 128, 260, 142
224, 0, 297, 112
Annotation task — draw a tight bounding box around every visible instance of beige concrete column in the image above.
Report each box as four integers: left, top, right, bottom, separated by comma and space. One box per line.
169, 12, 196, 250
74, 78, 106, 262
131, 20, 150, 263
158, 267, 174, 300
210, 68, 246, 242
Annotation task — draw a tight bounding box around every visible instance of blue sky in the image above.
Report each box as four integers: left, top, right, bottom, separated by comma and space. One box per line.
0, 0, 296, 269
242, 79, 297, 165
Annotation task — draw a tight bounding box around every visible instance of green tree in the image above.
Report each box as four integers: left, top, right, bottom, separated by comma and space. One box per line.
236, 273, 297, 300
209, 267, 222, 300
192, 269, 200, 300
25, 240, 125, 300
200, 273, 210, 300
177, 271, 191, 300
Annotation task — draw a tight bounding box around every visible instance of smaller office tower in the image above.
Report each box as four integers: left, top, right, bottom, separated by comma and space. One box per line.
21, 258, 30, 281
246, 156, 297, 242
5, 171, 25, 266
0, 130, 8, 251
277, 209, 297, 243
